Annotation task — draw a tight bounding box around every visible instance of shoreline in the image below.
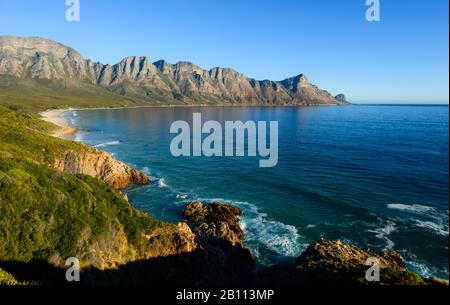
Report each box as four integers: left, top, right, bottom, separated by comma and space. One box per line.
37, 105, 449, 282
40, 103, 344, 138
40, 104, 326, 139
40, 109, 78, 138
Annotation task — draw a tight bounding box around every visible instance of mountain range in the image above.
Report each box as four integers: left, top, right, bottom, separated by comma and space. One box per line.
0, 36, 348, 107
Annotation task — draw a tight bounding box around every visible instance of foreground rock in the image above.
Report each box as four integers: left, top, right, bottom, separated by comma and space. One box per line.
179, 201, 254, 285
81, 202, 254, 286
3, 197, 443, 286
54, 150, 150, 189
180, 202, 442, 286
258, 238, 428, 286
182, 201, 244, 246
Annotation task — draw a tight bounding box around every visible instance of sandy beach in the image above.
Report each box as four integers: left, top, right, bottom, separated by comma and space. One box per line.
40, 109, 78, 138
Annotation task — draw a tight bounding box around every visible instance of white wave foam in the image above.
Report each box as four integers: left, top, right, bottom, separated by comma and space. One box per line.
198, 198, 302, 259
176, 194, 189, 200
413, 220, 449, 236
388, 203, 449, 237
94, 140, 121, 148
141, 167, 168, 188
387, 203, 436, 213
403, 252, 449, 279
157, 178, 167, 188
368, 222, 396, 250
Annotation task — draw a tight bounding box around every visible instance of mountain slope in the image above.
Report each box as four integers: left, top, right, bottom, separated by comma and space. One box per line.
0, 105, 198, 271
0, 36, 348, 108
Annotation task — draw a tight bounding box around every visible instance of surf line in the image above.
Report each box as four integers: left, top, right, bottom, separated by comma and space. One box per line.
169, 113, 278, 168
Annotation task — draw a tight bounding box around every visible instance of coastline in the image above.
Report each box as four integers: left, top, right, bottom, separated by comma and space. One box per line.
35, 105, 449, 284
40, 109, 78, 138
40, 103, 344, 138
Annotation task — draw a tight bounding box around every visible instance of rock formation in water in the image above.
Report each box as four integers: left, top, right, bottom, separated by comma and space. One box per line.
53, 150, 150, 189
182, 201, 244, 246
257, 238, 433, 285
0, 36, 349, 106
127, 201, 445, 286
180, 202, 444, 286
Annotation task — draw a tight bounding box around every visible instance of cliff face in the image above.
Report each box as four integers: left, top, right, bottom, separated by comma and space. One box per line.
53, 150, 150, 189
0, 36, 348, 106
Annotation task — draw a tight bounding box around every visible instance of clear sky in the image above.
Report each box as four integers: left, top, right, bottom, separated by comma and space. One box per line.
0, 0, 448, 103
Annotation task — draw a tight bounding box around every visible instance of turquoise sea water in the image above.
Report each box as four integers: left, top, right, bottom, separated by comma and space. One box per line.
64, 105, 449, 279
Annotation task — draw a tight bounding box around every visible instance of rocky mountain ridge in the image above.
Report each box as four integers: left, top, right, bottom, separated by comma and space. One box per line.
0, 36, 348, 106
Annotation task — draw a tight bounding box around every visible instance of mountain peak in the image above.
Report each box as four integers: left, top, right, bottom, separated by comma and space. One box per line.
119, 56, 151, 63
279, 73, 310, 93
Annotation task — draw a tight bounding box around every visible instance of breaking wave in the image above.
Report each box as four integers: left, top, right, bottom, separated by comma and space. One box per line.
141, 167, 168, 188
388, 203, 449, 237
94, 140, 121, 148
413, 219, 449, 236
196, 197, 303, 263
368, 221, 396, 250
387, 203, 436, 214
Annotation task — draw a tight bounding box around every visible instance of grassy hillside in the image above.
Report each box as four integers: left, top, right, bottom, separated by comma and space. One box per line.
0, 77, 235, 111
0, 77, 142, 111
0, 105, 166, 273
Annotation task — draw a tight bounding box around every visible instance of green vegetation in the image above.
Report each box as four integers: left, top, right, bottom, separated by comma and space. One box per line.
0, 105, 162, 273
0, 156, 160, 262
380, 267, 427, 285
0, 77, 141, 111
0, 105, 84, 165
0, 103, 432, 286
0, 267, 23, 285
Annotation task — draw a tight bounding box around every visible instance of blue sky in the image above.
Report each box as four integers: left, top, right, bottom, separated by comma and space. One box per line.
0, 0, 448, 103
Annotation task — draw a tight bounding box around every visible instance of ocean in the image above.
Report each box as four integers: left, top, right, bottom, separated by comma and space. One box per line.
63, 105, 449, 279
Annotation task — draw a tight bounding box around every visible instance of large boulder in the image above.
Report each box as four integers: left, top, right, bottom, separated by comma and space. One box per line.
258, 238, 427, 286
182, 201, 244, 246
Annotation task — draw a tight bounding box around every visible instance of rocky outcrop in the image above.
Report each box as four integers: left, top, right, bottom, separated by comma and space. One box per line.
335, 94, 347, 103
182, 201, 244, 246
180, 202, 440, 286
177, 201, 254, 285
258, 238, 428, 286
53, 150, 150, 189
3, 197, 442, 286
143, 222, 198, 258
0, 36, 349, 106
